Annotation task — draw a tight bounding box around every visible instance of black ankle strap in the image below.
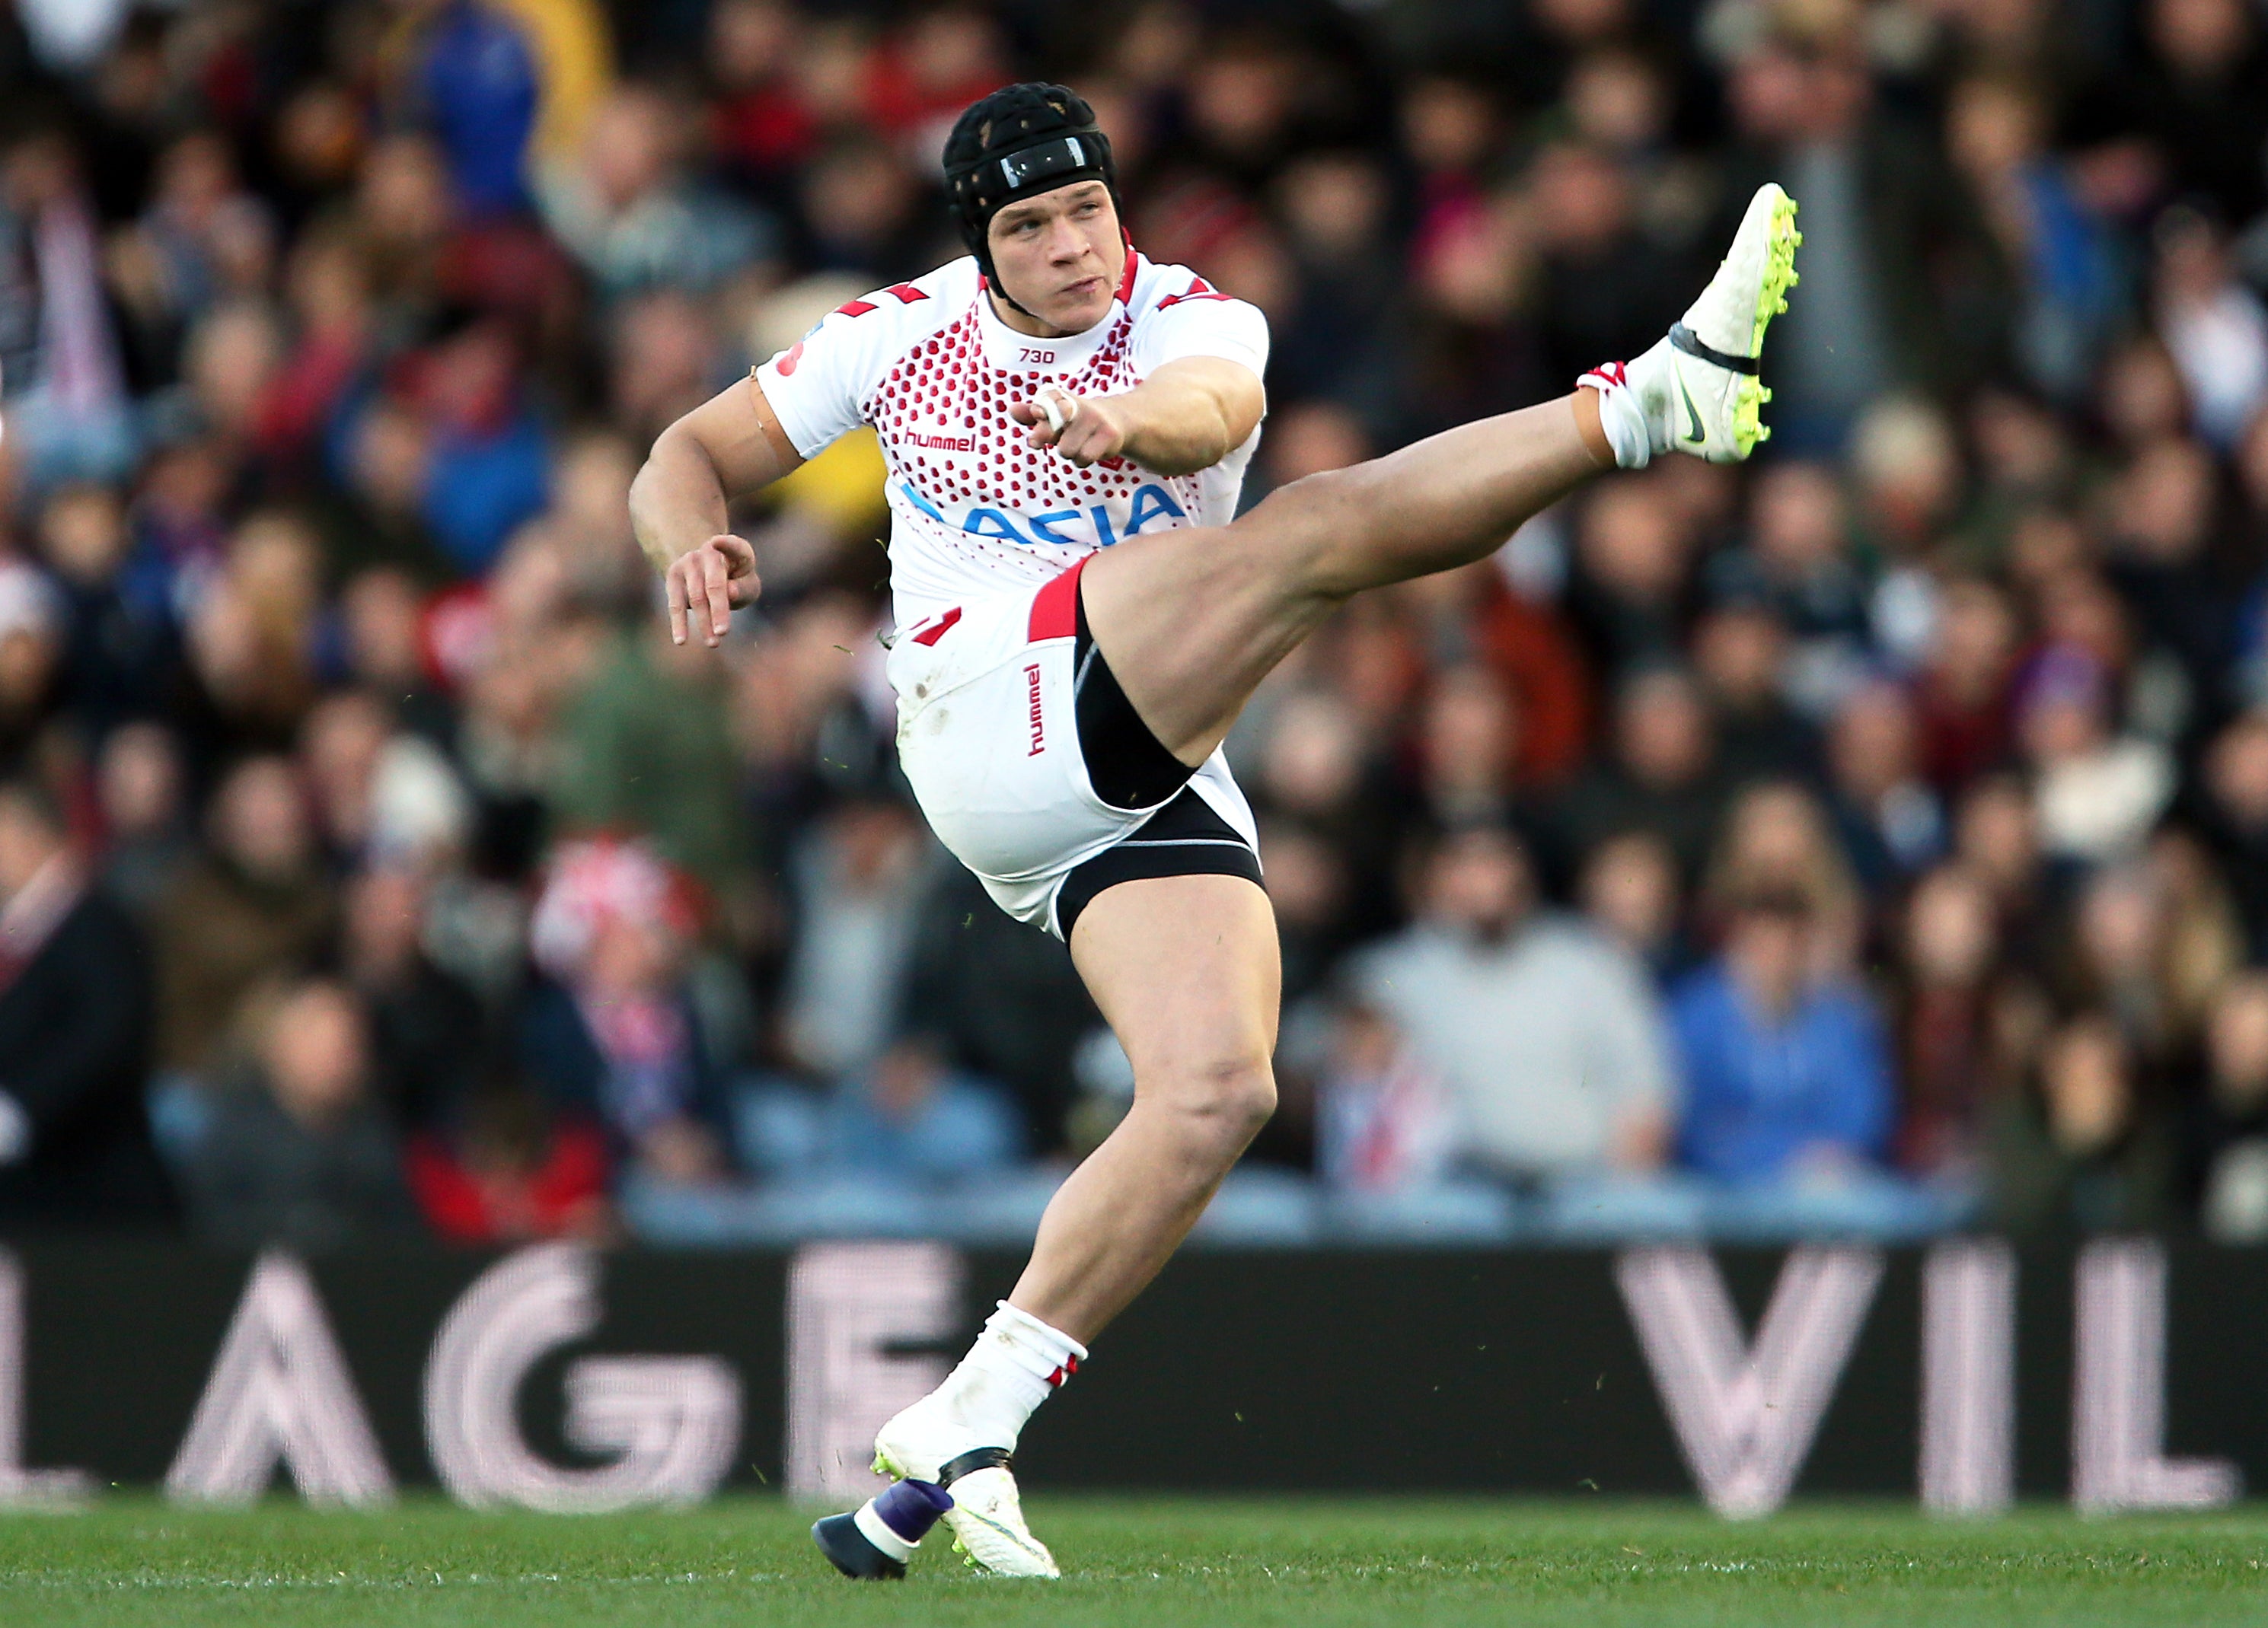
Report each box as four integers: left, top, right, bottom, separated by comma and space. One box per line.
1670, 321, 1760, 375
938, 1447, 1013, 1486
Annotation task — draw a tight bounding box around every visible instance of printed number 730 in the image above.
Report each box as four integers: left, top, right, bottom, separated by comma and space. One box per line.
1018, 348, 1057, 365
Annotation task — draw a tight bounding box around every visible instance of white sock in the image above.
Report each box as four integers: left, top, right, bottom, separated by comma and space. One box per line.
1576, 339, 1674, 469
930, 1301, 1086, 1452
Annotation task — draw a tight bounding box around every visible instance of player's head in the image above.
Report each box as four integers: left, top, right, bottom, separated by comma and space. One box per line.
944, 82, 1124, 334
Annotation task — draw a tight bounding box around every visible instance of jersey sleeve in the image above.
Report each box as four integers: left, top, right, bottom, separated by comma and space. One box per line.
751, 292, 908, 459
1128, 276, 1271, 384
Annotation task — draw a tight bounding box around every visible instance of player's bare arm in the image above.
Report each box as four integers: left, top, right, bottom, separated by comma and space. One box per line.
1010, 356, 1265, 474
627, 376, 800, 647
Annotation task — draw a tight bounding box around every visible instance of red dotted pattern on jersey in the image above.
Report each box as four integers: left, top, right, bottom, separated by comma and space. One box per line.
860, 301, 1204, 575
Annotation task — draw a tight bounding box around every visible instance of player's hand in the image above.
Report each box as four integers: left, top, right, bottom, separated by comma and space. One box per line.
665, 534, 760, 648
1010, 387, 1128, 469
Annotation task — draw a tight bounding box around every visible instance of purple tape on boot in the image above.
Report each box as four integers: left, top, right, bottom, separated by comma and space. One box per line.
872, 1478, 955, 1544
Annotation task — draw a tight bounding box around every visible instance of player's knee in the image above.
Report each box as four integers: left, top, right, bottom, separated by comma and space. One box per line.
1153, 1050, 1277, 1151
1240, 465, 1380, 601
1211, 1053, 1278, 1140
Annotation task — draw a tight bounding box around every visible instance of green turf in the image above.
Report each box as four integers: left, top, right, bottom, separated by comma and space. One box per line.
1, 1496, 2263, 1626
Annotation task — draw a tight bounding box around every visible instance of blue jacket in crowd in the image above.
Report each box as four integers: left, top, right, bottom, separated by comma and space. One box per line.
1669, 964, 1893, 1184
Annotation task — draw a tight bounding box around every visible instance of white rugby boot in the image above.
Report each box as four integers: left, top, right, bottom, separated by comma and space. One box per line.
1581, 182, 1801, 466
872, 1396, 1060, 1579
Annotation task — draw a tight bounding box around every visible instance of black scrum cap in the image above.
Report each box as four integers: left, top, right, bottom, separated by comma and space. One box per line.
943, 82, 1118, 286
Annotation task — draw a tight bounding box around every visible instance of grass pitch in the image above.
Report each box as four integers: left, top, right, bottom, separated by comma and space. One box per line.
2, 1496, 2263, 1626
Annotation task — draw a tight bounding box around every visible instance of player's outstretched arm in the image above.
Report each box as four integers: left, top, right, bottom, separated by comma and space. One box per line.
630, 376, 805, 647
1009, 357, 1263, 476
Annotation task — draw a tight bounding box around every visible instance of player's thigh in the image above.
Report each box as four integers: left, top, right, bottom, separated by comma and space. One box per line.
1077, 492, 1352, 763
1067, 871, 1282, 1117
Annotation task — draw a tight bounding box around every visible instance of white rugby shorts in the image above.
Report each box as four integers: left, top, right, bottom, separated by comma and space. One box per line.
886, 559, 1259, 938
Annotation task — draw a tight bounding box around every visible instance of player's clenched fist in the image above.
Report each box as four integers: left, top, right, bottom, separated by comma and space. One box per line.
665, 534, 760, 647
1010, 387, 1127, 469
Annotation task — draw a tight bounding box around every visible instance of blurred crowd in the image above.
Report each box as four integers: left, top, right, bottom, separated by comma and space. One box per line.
3, 0, 2268, 1247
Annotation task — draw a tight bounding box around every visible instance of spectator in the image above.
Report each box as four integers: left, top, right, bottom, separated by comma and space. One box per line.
1952, 770, 2062, 976
2193, 709, 2268, 956
1720, 460, 1872, 718
900, 864, 1099, 1152
708, 0, 821, 200
150, 754, 335, 1079
1579, 828, 1689, 983
2191, 972, 2268, 1241
1565, 477, 1692, 677
1943, 74, 2118, 402
1912, 577, 2018, 794
537, 84, 774, 300
1825, 679, 1944, 896
1893, 864, 2007, 1180
178, 976, 420, 1250
2150, 209, 2268, 453
1700, 780, 1866, 973
1249, 687, 1399, 941
1988, 1012, 2174, 1235
1556, 665, 1724, 882
1718, 22, 1964, 438
404, 1072, 613, 1244
1313, 998, 1459, 1193
522, 837, 734, 1188
0, 777, 169, 1229
2018, 645, 2174, 865
177, 511, 324, 761
1670, 887, 1893, 1187
343, 865, 486, 1134
94, 720, 193, 918
740, 1037, 1023, 1183
1693, 595, 1816, 786
0, 559, 66, 766
550, 617, 751, 896
338, 566, 455, 746
1350, 824, 1676, 1182
780, 798, 931, 1082
400, 0, 546, 218
40, 481, 174, 729
0, 123, 136, 492
1408, 663, 1530, 833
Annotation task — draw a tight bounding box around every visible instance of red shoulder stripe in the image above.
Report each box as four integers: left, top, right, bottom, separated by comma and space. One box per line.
1156, 276, 1234, 311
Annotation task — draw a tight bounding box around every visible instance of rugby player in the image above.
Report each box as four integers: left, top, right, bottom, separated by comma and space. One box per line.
629, 82, 1800, 1578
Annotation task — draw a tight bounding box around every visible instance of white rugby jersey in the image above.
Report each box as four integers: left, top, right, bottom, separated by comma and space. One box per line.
752, 250, 1268, 630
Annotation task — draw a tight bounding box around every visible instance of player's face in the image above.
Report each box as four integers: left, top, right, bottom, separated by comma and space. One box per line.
986, 181, 1124, 337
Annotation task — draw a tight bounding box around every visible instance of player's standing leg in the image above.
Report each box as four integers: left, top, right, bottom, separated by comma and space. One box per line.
841, 873, 1278, 1579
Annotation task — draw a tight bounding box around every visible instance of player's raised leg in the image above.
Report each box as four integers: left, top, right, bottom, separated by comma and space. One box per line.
1086, 180, 1801, 765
